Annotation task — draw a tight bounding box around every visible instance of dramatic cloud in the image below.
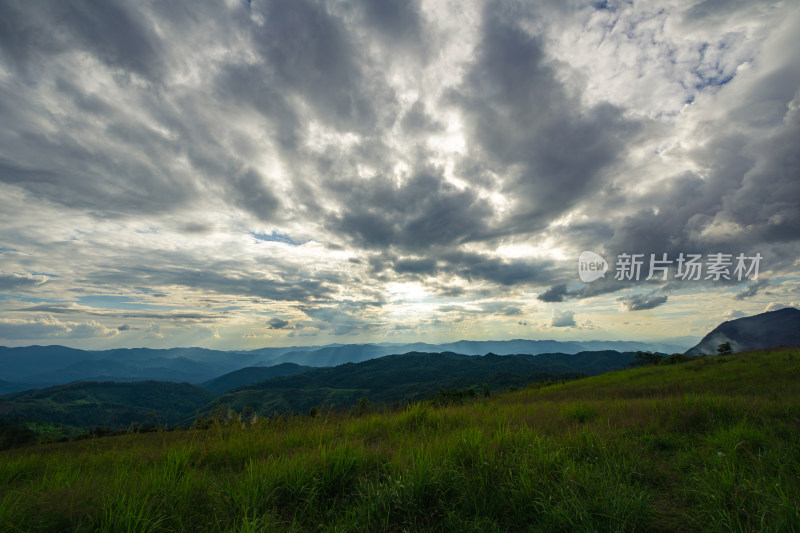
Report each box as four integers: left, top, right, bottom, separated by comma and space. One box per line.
452, 4, 640, 234
0, 0, 797, 348
538, 284, 569, 303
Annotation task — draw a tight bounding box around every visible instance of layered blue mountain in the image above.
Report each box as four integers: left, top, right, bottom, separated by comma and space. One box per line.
0, 339, 686, 388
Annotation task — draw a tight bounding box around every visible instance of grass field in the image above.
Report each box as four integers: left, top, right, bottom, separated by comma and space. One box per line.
1, 348, 798, 532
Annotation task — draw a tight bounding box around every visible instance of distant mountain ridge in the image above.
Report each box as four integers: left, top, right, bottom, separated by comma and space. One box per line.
685, 308, 800, 356
0, 346, 259, 383
259, 339, 687, 367
0, 339, 687, 389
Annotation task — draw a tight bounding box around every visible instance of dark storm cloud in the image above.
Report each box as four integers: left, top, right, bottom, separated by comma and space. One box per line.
609, 129, 799, 259
181, 222, 215, 235
618, 293, 669, 312
571, 278, 629, 299
356, 0, 424, 46
231, 169, 281, 222
400, 101, 444, 133
371, 248, 556, 288
394, 257, 439, 275
607, 68, 800, 263
547, 222, 616, 257
28, 243, 349, 307
444, 252, 552, 286
213, 63, 302, 153
330, 169, 495, 252
309, 0, 646, 283
723, 117, 800, 244
0, 144, 197, 218
441, 250, 556, 286
84, 264, 336, 304
451, 3, 640, 234
0, 0, 331, 221
537, 279, 627, 303
53, 2, 163, 79
1, 0, 640, 293
0, 10, 206, 218
430, 284, 466, 298
0, 1, 162, 79
0, 0, 796, 347
249, 0, 379, 132
607, 174, 709, 256
538, 284, 568, 303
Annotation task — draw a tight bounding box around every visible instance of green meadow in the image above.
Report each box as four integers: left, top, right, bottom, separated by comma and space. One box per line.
1, 349, 798, 532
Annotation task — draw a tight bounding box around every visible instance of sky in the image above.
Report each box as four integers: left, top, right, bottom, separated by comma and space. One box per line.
0, 0, 798, 350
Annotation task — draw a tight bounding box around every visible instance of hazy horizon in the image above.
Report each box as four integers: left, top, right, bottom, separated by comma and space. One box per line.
0, 334, 701, 352
1, 0, 798, 351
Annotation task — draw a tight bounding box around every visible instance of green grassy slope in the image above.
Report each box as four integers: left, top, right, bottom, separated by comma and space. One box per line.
0, 349, 798, 532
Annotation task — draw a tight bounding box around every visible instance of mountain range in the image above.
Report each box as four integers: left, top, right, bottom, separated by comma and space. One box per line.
0, 338, 685, 392
1, 308, 797, 434
0, 349, 638, 431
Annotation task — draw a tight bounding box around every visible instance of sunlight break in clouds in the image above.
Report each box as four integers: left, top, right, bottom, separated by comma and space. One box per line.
0, 0, 798, 349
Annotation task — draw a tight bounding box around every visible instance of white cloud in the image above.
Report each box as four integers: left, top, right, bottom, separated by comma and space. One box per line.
551, 310, 576, 328
765, 302, 799, 313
